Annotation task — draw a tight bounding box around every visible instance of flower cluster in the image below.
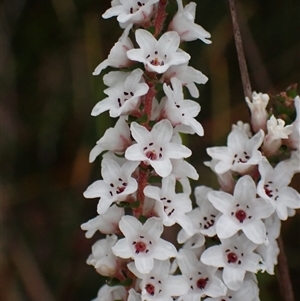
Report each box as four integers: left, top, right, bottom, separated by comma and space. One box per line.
81, 1, 300, 301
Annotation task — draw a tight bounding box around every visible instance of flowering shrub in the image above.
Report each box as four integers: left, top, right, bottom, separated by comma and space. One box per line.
81, 1, 300, 300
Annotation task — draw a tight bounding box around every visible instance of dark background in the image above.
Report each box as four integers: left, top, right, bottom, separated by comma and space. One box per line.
1, 0, 299, 300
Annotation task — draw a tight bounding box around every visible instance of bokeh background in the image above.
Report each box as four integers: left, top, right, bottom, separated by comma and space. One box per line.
1, 0, 300, 300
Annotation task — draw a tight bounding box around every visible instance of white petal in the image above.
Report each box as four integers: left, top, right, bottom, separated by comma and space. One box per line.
83, 180, 107, 198
112, 238, 132, 258
201, 245, 225, 267
152, 240, 177, 259
243, 219, 266, 244
223, 266, 245, 290
135, 256, 154, 274
135, 29, 157, 51
119, 215, 141, 239
91, 97, 111, 116
216, 215, 240, 238
164, 275, 189, 296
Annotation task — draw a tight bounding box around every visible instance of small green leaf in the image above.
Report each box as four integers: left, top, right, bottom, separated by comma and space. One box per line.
138, 215, 147, 224
131, 200, 140, 208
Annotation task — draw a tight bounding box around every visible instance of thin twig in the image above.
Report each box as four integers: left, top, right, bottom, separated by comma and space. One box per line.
228, 0, 252, 100
277, 234, 295, 301
228, 2, 295, 300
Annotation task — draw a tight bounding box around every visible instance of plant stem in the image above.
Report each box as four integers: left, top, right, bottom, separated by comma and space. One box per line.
228, 0, 252, 100
277, 234, 295, 301
228, 2, 295, 300
154, 0, 168, 37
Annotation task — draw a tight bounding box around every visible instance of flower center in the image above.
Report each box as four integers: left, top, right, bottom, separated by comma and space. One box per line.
264, 181, 279, 200
135, 241, 147, 253
235, 210, 247, 223
201, 215, 216, 229
146, 150, 157, 160
143, 143, 163, 160
232, 151, 250, 165
197, 277, 208, 289
145, 283, 155, 296
227, 252, 238, 263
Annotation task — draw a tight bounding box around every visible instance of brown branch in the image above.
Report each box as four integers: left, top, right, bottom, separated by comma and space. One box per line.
277, 234, 295, 301
228, 0, 252, 100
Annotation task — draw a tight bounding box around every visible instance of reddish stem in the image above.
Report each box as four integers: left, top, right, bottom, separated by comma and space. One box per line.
143, 82, 156, 125
133, 167, 149, 218
154, 0, 168, 37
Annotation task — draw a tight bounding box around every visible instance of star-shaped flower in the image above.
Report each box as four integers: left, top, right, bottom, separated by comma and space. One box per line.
208, 175, 274, 244
92, 26, 134, 76
206, 128, 264, 174
83, 158, 139, 214
262, 115, 293, 156
170, 158, 199, 195
92, 284, 127, 301
245, 91, 269, 132
177, 186, 220, 244
112, 216, 177, 274
128, 259, 189, 301
80, 205, 124, 238
169, 0, 211, 43
87, 235, 120, 277
257, 156, 300, 220
89, 117, 132, 163
91, 69, 149, 117
162, 63, 208, 98
102, 0, 159, 28
162, 77, 204, 136
144, 174, 193, 235
127, 29, 190, 74
256, 214, 281, 274
201, 234, 262, 291
125, 119, 192, 177
177, 249, 227, 299
205, 273, 259, 301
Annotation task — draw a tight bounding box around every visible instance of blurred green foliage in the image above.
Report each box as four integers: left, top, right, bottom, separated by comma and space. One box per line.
1, 0, 299, 300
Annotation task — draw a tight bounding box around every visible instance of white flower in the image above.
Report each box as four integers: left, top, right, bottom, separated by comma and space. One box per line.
89, 117, 131, 162
245, 91, 269, 132
92, 26, 134, 76
112, 216, 177, 274
144, 175, 193, 235
177, 186, 220, 244
127, 29, 190, 74
256, 214, 281, 274
125, 119, 192, 177
232, 121, 252, 138
87, 235, 120, 277
169, 0, 211, 43
262, 115, 293, 156
287, 95, 300, 150
201, 234, 262, 291
92, 284, 127, 301
204, 159, 235, 193
128, 259, 189, 300
80, 205, 124, 238
162, 77, 204, 136
182, 234, 206, 257
162, 63, 208, 98
257, 157, 300, 220
177, 249, 227, 299
91, 69, 149, 117
170, 158, 199, 195
102, 0, 159, 28
208, 175, 273, 244
83, 158, 139, 214
205, 274, 260, 301
206, 128, 264, 174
